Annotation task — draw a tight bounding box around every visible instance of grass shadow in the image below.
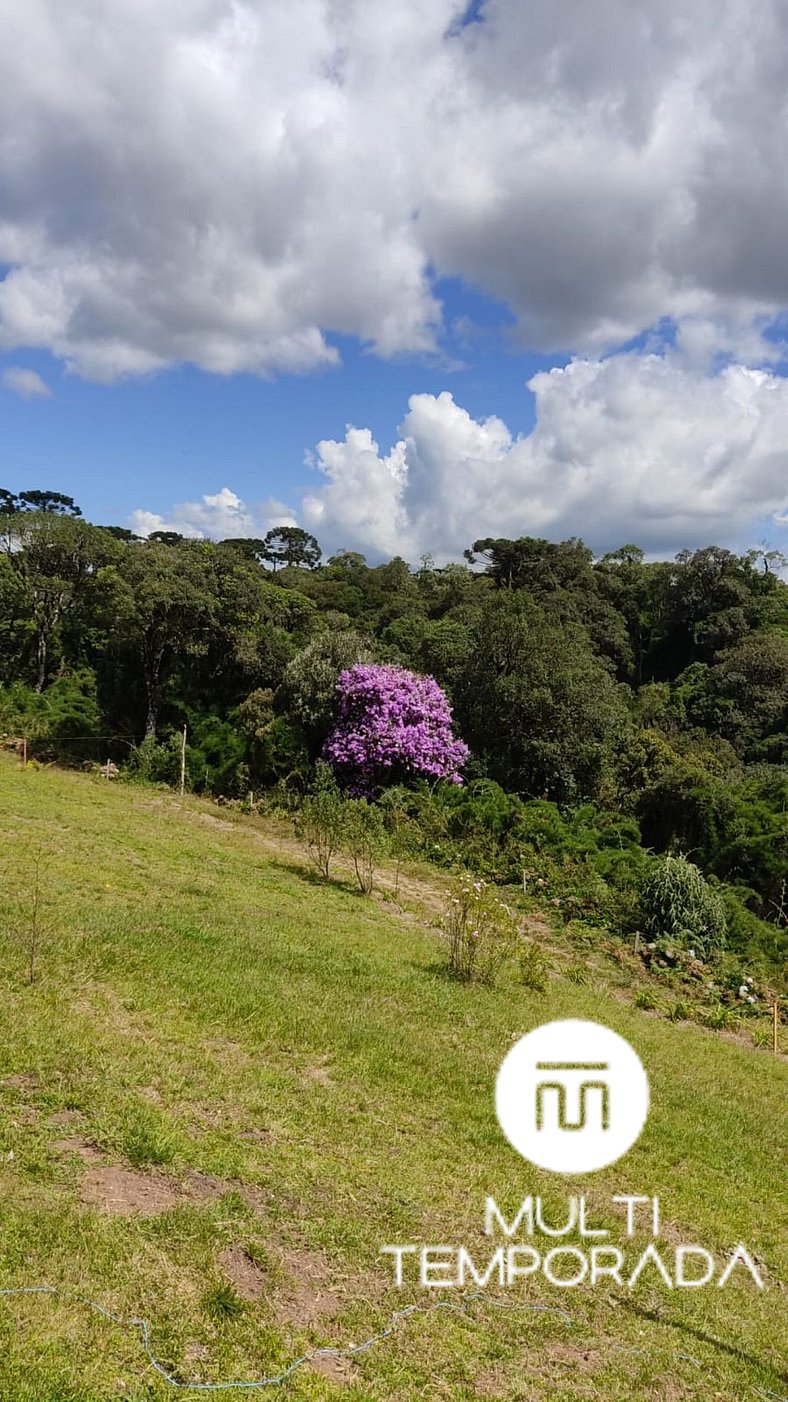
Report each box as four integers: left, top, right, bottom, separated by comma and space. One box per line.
268, 857, 368, 900
617, 1297, 788, 1385
415, 957, 501, 992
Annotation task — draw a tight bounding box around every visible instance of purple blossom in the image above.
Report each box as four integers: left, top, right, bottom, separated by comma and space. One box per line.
323, 663, 469, 795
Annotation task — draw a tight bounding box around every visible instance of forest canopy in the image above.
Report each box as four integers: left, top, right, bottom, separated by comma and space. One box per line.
1, 499, 786, 976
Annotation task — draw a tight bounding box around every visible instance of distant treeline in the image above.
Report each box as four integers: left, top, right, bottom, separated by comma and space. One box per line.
1, 492, 786, 970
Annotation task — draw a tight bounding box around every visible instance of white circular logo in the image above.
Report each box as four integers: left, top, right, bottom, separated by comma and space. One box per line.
495, 1019, 649, 1174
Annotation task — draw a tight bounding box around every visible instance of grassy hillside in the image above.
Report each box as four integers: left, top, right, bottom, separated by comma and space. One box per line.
0, 755, 785, 1401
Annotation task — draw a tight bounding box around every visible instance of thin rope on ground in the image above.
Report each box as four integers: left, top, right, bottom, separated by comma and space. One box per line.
0, 1284, 783, 1397
0, 1287, 572, 1392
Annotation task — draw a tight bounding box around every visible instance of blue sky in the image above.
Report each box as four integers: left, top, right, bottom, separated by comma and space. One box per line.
1, 0, 787, 563
1, 280, 555, 534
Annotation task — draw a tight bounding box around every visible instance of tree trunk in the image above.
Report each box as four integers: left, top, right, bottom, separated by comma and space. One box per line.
144, 689, 159, 741
143, 641, 165, 740
35, 630, 47, 693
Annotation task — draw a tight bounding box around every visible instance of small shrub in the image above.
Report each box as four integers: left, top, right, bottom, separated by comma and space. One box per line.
9, 844, 51, 984
203, 1282, 244, 1322
518, 939, 550, 992
565, 964, 588, 985
443, 877, 522, 985
634, 987, 659, 1011
667, 999, 693, 1023
294, 762, 345, 878
342, 798, 386, 894
379, 787, 421, 899
639, 855, 727, 961
699, 1003, 734, 1030
561, 919, 599, 947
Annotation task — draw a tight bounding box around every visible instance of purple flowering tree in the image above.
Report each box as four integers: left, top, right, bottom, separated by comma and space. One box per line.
323, 663, 469, 794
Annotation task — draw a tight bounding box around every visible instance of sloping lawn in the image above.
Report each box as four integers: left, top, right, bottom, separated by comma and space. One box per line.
0, 755, 785, 1400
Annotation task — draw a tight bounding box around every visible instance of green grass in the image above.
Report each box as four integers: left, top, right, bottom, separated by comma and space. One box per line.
0, 754, 785, 1400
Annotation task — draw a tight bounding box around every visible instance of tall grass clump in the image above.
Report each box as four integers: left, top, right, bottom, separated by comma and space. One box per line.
640, 854, 727, 961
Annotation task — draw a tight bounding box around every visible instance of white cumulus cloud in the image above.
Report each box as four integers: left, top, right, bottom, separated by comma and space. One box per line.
130, 487, 296, 540
1, 366, 52, 399
301, 353, 788, 559
1, 1, 788, 378
133, 352, 788, 559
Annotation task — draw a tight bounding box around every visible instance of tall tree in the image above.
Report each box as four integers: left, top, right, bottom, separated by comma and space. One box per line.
18, 490, 82, 516
116, 542, 216, 738
455, 594, 632, 801
262, 526, 321, 571
1, 513, 104, 690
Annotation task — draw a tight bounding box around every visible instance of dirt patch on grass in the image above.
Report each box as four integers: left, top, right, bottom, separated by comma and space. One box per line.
181, 1169, 232, 1203
1, 1073, 37, 1090
304, 1061, 333, 1087
53, 1136, 104, 1163
181, 1168, 268, 1214
545, 1342, 605, 1373
219, 1246, 265, 1301
80, 1163, 182, 1215
474, 1340, 605, 1398
308, 1352, 359, 1386
68, 1154, 269, 1219
48, 1109, 84, 1127
276, 1248, 345, 1328
55, 1142, 261, 1217
190, 811, 236, 833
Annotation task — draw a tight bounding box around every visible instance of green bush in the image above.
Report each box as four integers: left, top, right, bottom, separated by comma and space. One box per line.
518, 939, 551, 991
634, 987, 659, 1011
0, 672, 102, 762
639, 854, 727, 961
443, 876, 521, 985
701, 1003, 738, 1031
667, 999, 693, 1023
720, 884, 787, 979
294, 762, 345, 879
342, 798, 386, 894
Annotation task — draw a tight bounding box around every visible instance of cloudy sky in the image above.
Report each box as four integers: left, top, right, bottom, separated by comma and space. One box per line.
1, 0, 787, 561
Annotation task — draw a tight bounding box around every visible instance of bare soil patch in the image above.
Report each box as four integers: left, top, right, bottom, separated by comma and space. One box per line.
55, 1141, 267, 1218
181, 1169, 232, 1203
1, 1073, 37, 1090
80, 1164, 181, 1215
48, 1109, 84, 1127
276, 1247, 345, 1328
304, 1061, 334, 1087
53, 1136, 104, 1163
219, 1245, 265, 1301
192, 811, 236, 833
308, 1352, 359, 1386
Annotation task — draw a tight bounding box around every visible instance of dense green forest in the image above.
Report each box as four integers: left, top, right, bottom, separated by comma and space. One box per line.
1, 490, 786, 980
